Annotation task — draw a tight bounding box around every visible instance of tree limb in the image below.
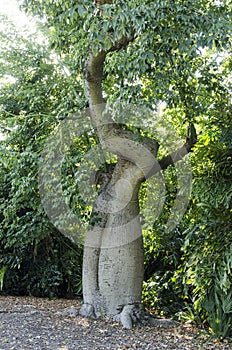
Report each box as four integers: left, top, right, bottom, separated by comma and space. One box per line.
146, 130, 197, 179
84, 33, 197, 181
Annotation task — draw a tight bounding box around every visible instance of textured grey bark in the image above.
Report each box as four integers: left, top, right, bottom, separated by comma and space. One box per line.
80, 160, 145, 323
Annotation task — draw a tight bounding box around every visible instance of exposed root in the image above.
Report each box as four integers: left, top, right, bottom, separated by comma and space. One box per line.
80, 303, 179, 330
79, 303, 96, 318
114, 303, 145, 329
115, 303, 179, 329
145, 315, 179, 328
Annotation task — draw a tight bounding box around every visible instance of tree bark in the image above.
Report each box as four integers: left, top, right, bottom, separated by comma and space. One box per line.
81, 159, 145, 321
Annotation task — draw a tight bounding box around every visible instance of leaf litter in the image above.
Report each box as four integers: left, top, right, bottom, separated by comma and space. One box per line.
0, 296, 231, 350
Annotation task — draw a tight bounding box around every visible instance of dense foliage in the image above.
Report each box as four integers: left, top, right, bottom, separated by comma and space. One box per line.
142, 116, 232, 338
0, 0, 231, 339
0, 17, 84, 297
142, 54, 232, 338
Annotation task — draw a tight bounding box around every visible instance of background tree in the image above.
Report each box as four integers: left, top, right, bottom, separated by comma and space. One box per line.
142, 52, 232, 338
0, 16, 84, 297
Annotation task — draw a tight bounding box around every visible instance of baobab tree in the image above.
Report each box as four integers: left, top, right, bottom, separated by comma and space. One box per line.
24, 0, 230, 327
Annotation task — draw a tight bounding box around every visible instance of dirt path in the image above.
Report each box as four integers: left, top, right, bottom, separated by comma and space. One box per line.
0, 296, 231, 350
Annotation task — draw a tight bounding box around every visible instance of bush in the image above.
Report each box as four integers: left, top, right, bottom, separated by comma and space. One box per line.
1, 230, 83, 298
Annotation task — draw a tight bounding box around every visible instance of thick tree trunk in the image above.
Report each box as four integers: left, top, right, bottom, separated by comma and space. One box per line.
80, 160, 145, 327
80, 50, 169, 328
80, 50, 155, 326
80, 44, 192, 328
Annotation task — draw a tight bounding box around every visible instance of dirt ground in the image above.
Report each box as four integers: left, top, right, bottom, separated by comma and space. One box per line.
0, 296, 231, 350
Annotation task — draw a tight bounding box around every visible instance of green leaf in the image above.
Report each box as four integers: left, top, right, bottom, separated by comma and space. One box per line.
77, 5, 85, 17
